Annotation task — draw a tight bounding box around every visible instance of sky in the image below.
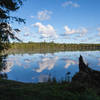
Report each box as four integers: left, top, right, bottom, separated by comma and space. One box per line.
11, 0, 100, 43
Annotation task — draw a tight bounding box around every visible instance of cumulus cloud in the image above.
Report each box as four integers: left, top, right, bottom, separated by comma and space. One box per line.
62, 1, 80, 8
64, 26, 77, 34
34, 22, 58, 39
37, 10, 52, 21
64, 25, 88, 36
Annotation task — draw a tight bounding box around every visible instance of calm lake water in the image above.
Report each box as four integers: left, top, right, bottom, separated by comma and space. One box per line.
1, 51, 100, 83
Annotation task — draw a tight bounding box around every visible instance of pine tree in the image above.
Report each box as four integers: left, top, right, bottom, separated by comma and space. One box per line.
0, 0, 25, 50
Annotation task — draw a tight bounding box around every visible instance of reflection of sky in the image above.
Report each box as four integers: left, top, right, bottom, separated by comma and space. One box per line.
64, 60, 77, 69
38, 74, 49, 83
35, 56, 58, 72
2, 51, 100, 83
2, 60, 14, 73
98, 58, 100, 66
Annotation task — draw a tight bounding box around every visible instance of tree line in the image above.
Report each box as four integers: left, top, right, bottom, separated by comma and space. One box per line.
9, 42, 100, 51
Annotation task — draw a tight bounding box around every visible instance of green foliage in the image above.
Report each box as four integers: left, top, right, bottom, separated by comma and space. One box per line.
0, 80, 100, 100
9, 42, 100, 52
78, 89, 100, 100
0, 0, 25, 23
0, 0, 25, 51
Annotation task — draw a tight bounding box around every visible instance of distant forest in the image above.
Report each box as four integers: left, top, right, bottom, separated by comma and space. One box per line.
8, 42, 100, 51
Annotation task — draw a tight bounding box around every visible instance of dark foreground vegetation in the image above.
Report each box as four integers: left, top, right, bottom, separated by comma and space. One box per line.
0, 79, 100, 100
0, 56, 100, 100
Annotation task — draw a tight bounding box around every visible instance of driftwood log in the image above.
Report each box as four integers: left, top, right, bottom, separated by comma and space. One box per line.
72, 55, 100, 87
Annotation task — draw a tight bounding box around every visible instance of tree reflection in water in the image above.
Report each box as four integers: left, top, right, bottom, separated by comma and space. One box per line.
0, 54, 8, 79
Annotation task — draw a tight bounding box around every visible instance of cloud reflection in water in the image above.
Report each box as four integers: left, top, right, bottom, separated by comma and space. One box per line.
64, 60, 77, 69
35, 56, 58, 72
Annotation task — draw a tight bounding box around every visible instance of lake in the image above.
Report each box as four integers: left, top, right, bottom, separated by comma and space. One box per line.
1, 51, 100, 83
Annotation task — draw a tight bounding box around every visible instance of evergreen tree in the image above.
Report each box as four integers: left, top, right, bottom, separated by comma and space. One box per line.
0, 0, 25, 50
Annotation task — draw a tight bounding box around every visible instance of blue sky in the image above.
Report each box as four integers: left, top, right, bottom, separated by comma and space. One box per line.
11, 0, 100, 43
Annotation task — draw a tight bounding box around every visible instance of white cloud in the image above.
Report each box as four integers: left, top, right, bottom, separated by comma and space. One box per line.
30, 16, 35, 18
64, 26, 77, 34
80, 38, 89, 43
34, 22, 58, 39
80, 27, 88, 36
37, 10, 52, 21
97, 27, 100, 35
22, 26, 30, 36
64, 25, 88, 36
62, 1, 80, 8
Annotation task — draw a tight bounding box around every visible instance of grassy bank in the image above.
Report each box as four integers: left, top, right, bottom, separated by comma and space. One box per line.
0, 79, 100, 100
